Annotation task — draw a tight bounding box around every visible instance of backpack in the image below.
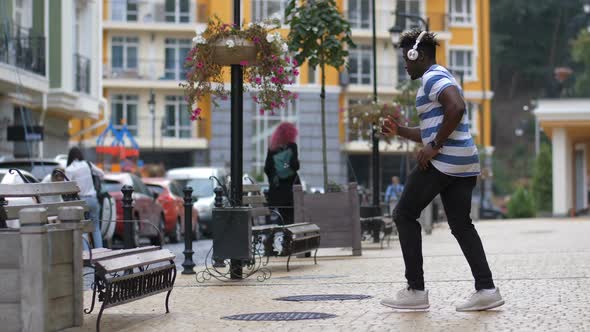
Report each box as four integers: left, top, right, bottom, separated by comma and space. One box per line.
272, 148, 295, 180
86, 161, 102, 197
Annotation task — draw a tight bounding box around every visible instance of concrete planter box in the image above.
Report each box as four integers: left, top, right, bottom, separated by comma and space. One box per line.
293, 183, 362, 256
0, 208, 87, 332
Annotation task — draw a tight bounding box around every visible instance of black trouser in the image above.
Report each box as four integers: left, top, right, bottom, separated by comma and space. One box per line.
393, 164, 495, 291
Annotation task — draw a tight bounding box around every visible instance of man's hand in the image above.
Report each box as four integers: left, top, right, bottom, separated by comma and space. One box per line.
380, 115, 399, 137
416, 144, 440, 170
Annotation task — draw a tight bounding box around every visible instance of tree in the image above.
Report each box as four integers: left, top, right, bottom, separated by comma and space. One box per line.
531, 143, 552, 213
572, 30, 590, 96
285, 0, 355, 190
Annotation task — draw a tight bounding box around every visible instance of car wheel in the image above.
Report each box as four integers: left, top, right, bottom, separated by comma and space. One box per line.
151, 215, 166, 246
169, 218, 182, 243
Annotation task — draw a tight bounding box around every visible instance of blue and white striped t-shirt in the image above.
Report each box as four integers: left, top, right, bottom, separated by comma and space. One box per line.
416, 64, 480, 177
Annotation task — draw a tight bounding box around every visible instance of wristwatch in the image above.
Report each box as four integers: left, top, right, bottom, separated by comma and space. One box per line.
429, 140, 444, 150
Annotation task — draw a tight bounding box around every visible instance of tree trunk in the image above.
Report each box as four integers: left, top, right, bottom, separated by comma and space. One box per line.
320, 60, 328, 191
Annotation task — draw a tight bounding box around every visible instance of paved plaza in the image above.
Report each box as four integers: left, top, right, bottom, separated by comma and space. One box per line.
69, 218, 590, 332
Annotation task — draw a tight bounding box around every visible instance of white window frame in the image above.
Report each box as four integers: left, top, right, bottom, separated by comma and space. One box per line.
111, 36, 139, 73
111, 95, 139, 135
395, 0, 423, 30
251, 0, 290, 25
163, 96, 193, 139
348, 0, 371, 30
349, 45, 373, 85
164, 38, 191, 80
307, 64, 319, 85
448, 47, 476, 81
448, 0, 474, 26
110, 0, 138, 22
165, 0, 191, 23
251, 99, 298, 174
13, 0, 32, 28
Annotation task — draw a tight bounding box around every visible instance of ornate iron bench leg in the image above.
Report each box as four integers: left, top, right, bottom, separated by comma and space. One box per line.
84, 276, 98, 314
165, 289, 172, 313
286, 254, 292, 272
96, 300, 107, 332
265, 255, 270, 265
313, 248, 318, 265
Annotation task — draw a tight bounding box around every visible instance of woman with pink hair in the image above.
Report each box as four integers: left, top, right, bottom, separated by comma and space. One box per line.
264, 122, 300, 224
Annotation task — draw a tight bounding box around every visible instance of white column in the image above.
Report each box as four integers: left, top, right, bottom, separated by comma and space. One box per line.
552, 128, 573, 216
61, 0, 74, 92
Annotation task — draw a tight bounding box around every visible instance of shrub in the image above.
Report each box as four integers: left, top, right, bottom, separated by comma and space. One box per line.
507, 186, 536, 218
531, 143, 552, 213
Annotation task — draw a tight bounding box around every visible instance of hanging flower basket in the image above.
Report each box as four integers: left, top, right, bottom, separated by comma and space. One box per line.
181, 17, 299, 121
347, 101, 404, 144
212, 37, 258, 66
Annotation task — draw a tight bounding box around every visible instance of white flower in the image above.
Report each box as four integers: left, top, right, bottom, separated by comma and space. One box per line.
246, 22, 253, 28
281, 43, 289, 53
225, 39, 235, 48
192, 35, 206, 45
312, 27, 319, 34
266, 33, 276, 43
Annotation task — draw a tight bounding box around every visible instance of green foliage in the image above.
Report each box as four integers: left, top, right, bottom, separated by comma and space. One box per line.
531, 143, 552, 212
572, 30, 590, 96
491, 0, 584, 96
507, 187, 536, 218
285, 0, 355, 69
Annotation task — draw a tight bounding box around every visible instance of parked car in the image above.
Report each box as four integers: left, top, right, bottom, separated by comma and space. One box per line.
166, 167, 227, 237
103, 173, 165, 246
0, 159, 62, 181
144, 178, 199, 243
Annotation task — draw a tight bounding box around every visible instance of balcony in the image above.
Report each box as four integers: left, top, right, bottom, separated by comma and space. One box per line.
104, 0, 207, 32
0, 24, 45, 77
74, 53, 91, 94
102, 58, 187, 89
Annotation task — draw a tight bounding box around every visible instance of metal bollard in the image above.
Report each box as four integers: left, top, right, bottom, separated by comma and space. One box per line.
122, 185, 135, 248
182, 186, 196, 275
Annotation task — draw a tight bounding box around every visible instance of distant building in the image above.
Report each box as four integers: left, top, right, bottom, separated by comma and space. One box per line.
1, 0, 103, 159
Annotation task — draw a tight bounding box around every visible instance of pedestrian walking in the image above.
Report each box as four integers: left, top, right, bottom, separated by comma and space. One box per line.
264, 122, 300, 225
384, 176, 404, 216
65, 146, 105, 249
380, 29, 504, 311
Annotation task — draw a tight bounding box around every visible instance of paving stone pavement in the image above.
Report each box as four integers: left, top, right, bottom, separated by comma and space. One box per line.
66, 218, 590, 332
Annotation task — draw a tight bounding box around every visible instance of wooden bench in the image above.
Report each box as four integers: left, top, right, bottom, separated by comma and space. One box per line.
243, 183, 321, 271
85, 248, 176, 332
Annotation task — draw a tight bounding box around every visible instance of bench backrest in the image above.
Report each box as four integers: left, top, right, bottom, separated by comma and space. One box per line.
0, 181, 87, 223
242, 183, 270, 218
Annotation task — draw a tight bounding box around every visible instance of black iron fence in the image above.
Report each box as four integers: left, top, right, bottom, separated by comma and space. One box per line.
0, 23, 45, 76
75, 53, 91, 94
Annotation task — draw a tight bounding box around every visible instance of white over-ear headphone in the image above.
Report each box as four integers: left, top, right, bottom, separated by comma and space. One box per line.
407, 31, 427, 61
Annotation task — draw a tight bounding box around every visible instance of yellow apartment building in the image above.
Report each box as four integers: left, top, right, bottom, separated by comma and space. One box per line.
69, 0, 492, 190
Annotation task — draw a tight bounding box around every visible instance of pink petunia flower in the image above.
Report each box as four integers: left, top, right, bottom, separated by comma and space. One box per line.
260, 109, 265, 115
255, 77, 262, 85
278, 67, 284, 74
196, 62, 204, 68
240, 60, 249, 66
293, 69, 299, 76
191, 107, 202, 121
292, 59, 298, 66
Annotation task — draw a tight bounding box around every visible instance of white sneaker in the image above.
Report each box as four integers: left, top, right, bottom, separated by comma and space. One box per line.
380, 287, 430, 310
456, 288, 505, 311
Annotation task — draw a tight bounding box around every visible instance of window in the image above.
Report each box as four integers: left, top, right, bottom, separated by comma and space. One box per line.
252, 0, 289, 23
395, 0, 421, 30
349, 45, 372, 85
165, 0, 190, 23
348, 0, 371, 29
164, 38, 191, 80
164, 96, 192, 138
449, 49, 474, 80
449, 0, 472, 25
308, 65, 318, 84
252, 99, 298, 174
111, 37, 138, 73
111, 0, 138, 22
111, 95, 138, 135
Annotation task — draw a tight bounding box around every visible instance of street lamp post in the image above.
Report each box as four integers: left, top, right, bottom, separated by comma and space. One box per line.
148, 89, 156, 154
389, 12, 430, 46
371, 0, 380, 208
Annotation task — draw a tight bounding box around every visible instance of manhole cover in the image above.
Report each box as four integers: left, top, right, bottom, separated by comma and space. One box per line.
275, 294, 372, 302
223, 312, 337, 321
